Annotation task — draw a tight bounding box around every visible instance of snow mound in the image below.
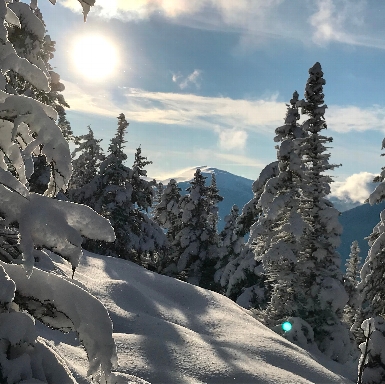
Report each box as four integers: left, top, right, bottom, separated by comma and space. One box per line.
39, 252, 354, 384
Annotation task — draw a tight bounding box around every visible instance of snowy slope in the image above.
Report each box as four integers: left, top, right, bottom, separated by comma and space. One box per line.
38, 252, 355, 384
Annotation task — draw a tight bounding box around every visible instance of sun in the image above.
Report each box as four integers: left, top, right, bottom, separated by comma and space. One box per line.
72, 35, 118, 80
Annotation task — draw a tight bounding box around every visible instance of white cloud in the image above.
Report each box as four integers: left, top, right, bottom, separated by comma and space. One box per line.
307, 0, 385, 50
172, 70, 202, 90
63, 80, 385, 135
63, 80, 286, 133
59, 0, 385, 51
217, 127, 248, 150
60, 0, 279, 21
327, 105, 385, 133
330, 172, 376, 203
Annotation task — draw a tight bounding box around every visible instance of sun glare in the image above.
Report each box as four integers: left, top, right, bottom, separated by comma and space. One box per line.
72, 35, 118, 80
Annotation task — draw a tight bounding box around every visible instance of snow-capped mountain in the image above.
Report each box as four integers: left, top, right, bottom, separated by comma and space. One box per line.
157, 166, 254, 231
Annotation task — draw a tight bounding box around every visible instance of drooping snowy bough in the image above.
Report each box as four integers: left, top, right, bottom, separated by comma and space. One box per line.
0, 1, 119, 383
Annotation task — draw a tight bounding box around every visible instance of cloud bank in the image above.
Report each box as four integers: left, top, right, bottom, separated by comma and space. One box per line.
330, 172, 377, 203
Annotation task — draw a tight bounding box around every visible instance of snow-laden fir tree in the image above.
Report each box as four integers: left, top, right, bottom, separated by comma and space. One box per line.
343, 240, 362, 330
214, 204, 244, 293
357, 316, 385, 384
237, 161, 279, 237
353, 139, 385, 347
207, 173, 223, 236
253, 91, 308, 330
172, 168, 217, 287
0, 1, 119, 382
5, 2, 73, 194
153, 181, 164, 208
296, 62, 355, 363
69, 125, 105, 190
74, 114, 166, 267
131, 145, 154, 211
221, 162, 279, 308
199, 172, 224, 289
152, 178, 182, 272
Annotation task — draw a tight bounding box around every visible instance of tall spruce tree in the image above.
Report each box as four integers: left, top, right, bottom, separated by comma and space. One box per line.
295, 62, 355, 363
214, 205, 244, 293
207, 173, 223, 235
173, 169, 215, 286
153, 182, 164, 208
221, 162, 279, 308
258, 91, 308, 329
69, 125, 105, 190
354, 140, 385, 347
152, 178, 182, 273
74, 114, 166, 266
343, 240, 362, 329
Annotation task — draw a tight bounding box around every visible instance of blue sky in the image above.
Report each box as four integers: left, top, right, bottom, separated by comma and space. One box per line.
37, 0, 385, 202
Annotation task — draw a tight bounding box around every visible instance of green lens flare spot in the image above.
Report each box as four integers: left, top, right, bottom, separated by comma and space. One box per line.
282, 321, 292, 332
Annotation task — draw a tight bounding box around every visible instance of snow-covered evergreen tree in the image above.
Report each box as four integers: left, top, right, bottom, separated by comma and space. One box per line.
199, 172, 224, 289
153, 181, 164, 208
5, 2, 73, 194
254, 91, 308, 329
354, 140, 385, 347
0, 1, 119, 382
295, 62, 354, 363
131, 145, 154, 212
214, 205, 244, 293
237, 161, 279, 237
207, 173, 223, 235
221, 162, 279, 308
69, 125, 105, 190
357, 316, 385, 384
343, 240, 362, 330
74, 114, 166, 266
172, 169, 216, 287
152, 178, 182, 272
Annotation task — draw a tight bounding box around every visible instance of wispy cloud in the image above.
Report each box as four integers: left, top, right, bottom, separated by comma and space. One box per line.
60, 0, 280, 21
63, 80, 385, 135
172, 70, 202, 90
60, 0, 385, 51
309, 0, 364, 46
308, 0, 385, 50
63, 80, 286, 133
330, 172, 376, 203
327, 105, 385, 133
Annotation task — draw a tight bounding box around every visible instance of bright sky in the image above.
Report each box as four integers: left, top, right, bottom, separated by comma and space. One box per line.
38, 0, 385, 196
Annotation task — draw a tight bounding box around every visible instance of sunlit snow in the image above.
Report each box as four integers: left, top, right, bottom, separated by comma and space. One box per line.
37, 251, 355, 384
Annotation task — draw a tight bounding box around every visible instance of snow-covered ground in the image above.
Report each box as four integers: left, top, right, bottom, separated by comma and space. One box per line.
36, 252, 356, 383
